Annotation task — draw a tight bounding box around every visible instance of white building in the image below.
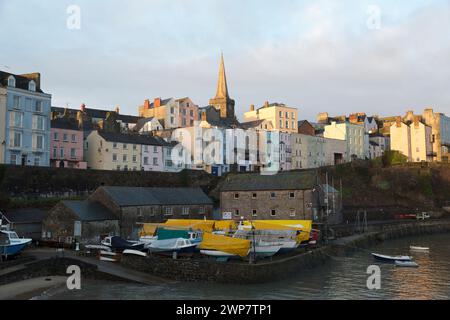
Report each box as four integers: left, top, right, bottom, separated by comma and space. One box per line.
324, 122, 368, 161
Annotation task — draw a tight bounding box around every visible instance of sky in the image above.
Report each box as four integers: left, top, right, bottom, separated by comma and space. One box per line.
1, 0, 450, 121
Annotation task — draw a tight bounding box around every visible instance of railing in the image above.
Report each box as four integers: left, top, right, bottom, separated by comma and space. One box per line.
0, 211, 13, 231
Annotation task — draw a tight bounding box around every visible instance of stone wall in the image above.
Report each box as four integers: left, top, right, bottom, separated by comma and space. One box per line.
220, 189, 314, 220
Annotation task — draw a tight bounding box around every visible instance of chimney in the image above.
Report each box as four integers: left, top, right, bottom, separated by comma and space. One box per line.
264, 101, 269, 108
115, 106, 120, 114
80, 103, 86, 112
201, 111, 207, 122
349, 114, 358, 124
396, 116, 402, 127
414, 115, 421, 127
154, 98, 161, 108
144, 99, 150, 109
250, 104, 255, 112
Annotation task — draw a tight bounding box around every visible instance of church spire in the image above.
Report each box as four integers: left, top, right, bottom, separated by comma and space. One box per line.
214, 53, 229, 99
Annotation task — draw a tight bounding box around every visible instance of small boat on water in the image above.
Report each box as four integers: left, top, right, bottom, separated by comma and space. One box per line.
101, 236, 145, 252
0, 230, 32, 257
372, 253, 412, 262
148, 238, 197, 255
395, 260, 419, 268
410, 246, 430, 252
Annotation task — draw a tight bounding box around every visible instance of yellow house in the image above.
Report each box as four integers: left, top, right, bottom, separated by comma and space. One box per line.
86, 131, 143, 171
243, 101, 298, 133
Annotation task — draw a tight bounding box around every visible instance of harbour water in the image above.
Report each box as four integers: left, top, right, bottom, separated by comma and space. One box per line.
39, 233, 450, 300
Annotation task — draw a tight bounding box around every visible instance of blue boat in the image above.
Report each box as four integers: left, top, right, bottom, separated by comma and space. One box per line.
372, 253, 412, 263
1, 230, 32, 257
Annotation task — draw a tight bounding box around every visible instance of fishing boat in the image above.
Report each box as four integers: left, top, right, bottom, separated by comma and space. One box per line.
148, 238, 197, 255
410, 246, 430, 251
395, 260, 419, 268
372, 253, 412, 262
101, 236, 145, 252
0, 230, 32, 257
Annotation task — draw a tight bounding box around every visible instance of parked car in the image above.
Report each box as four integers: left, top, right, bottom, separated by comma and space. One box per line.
394, 214, 416, 220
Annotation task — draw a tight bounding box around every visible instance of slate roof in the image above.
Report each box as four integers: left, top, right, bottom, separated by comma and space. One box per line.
3, 209, 46, 223
221, 171, 318, 192
100, 186, 213, 207
0, 71, 44, 93
133, 117, 156, 132
150, 98, 173, 108
51, 118, 80, 131
239, 119, 266, 130
97, 131, 171, 146
62, 201, 117, 221
51, 106, 141, 123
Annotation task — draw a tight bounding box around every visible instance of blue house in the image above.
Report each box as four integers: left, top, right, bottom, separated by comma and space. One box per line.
0, 71, 51, 166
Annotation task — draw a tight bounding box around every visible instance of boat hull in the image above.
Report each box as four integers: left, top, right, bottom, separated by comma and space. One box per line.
395, 260, 419, 268
200, 250, 239, 258
372, 253, 412, 262
0, 240, 32, 256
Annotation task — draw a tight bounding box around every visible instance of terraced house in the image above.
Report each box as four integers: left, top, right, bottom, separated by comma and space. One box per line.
0, 71, 51, 166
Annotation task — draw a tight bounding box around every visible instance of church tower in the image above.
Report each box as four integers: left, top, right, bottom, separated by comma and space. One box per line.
209, 54, 235, 120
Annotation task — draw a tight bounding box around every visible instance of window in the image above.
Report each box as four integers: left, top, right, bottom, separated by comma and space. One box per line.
199, 207, 205, 215
33, 134, 44, 150
7, 76, 15, 87
290, 209, 296, 217
13, 96, 20, 109
116, 165, 121, 171
292, 112, 295, 119
60, 148, 64, 158
234, 209, 240, 217
252, 209, 257, 217
70, 148, 76, 159
286, 112, 289, 119
53, 147, 57, 158
143, 157, 148, 165
32, 115, 45, 130
10, 154, 17, 165
153, 146, 158, 153
34, 157, 40, 166
35, 101, 43, 113
112, 153, 118, 162
289, 192, 295, 198
279, 111, 283, 118
9, 112, 23, 127
164, 207, 173, 216
53, 132, 59, 141
286, 121, 289, 128
123, 154, 127, 162
63, 133, 68, 142
252, 193, 257, 199
153, 157, 158, 165
279, 120, 283, 128
170, 107, 174, 114
113, 142, 118, 149
234, 193, 239, 199
170, 117, 174, 124
182, 207, 189, 215
133, 144, 137, 151
270, 192, 276, 198
133, 155, 137, 163
28, 80, 36, 92
71, 134, 76, 143
271, 209, 276, 216
10, 131, 22, 148
190, 110, 194, 117
123, 144, 127, 149
292, 121, 295, 129
124, 165, 128, 171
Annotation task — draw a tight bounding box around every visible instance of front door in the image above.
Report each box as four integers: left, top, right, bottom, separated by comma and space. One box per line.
21, 155, 27, 166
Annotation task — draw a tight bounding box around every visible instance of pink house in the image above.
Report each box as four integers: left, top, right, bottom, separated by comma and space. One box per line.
177, 97, 199, 127
50, 118, 87, 169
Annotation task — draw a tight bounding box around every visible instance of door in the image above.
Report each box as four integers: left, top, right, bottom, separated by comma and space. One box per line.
21, 155, 27, 166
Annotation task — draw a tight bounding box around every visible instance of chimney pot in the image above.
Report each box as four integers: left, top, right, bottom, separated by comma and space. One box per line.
250, 104, 255, 112
115, 106, 120, 114
144, 99, 150, 109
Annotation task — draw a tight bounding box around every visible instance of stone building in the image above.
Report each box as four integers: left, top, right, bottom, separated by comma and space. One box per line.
220, 171, 333, 221
88, 186, 214, 238
42, 200, 119, 244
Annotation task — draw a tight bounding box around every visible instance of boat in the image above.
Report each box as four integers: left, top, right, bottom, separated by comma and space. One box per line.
372, 253, 412, 262
85, 244, 112, 252
0, 230, 32, 257
410, 246, 430, 251
395, 260, 419, 268
200, 250, 241, 258
198, 233, 251, 258
250, 241, 282, 258
101, 236, 145, 252
139, 235, 158, 249
148, 238, 197, 255
277, 240, 299, 254
123, 249, 147, 257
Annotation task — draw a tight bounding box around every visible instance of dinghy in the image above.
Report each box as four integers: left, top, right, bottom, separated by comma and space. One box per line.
372, 253, 412, 262
395, 260, 419, 268
410, 246, 429, 251
123, 249, 147, 257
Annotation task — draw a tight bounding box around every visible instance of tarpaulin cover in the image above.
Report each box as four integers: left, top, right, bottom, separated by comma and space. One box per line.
198, 232, 250, 257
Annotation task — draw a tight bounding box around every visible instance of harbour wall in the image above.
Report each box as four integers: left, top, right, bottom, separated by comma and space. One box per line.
122, 220, 450, 284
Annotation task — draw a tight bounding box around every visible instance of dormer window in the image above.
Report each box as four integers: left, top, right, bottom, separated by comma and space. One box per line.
7, 76, 16, 87
29, 80, 36, 92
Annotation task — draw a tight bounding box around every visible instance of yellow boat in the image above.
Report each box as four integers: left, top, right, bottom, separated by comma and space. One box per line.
198, 232, 250, 257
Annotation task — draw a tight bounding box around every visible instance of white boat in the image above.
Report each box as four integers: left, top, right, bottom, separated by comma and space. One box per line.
99, 256, 119, 262
123, 249, 147, 257
395, 260, 419, 268
85, 244, 112, 252
372, 253, 412, 262
0, 230, 32, 257
100, 250, 119, 256
200, 250, 241, 258
250, 242, 282, 258
148, 238, 197, 255
410, 246, 429, 251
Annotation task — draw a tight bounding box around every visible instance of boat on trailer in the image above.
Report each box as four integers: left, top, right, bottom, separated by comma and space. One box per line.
372, 253, 412, 262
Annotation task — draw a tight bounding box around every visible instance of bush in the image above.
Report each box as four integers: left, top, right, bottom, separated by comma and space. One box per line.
382, 151, 408, 167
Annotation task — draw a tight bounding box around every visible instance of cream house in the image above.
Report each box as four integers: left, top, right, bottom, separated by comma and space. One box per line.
323, 122, 368, 161
243, 101, 298, 133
